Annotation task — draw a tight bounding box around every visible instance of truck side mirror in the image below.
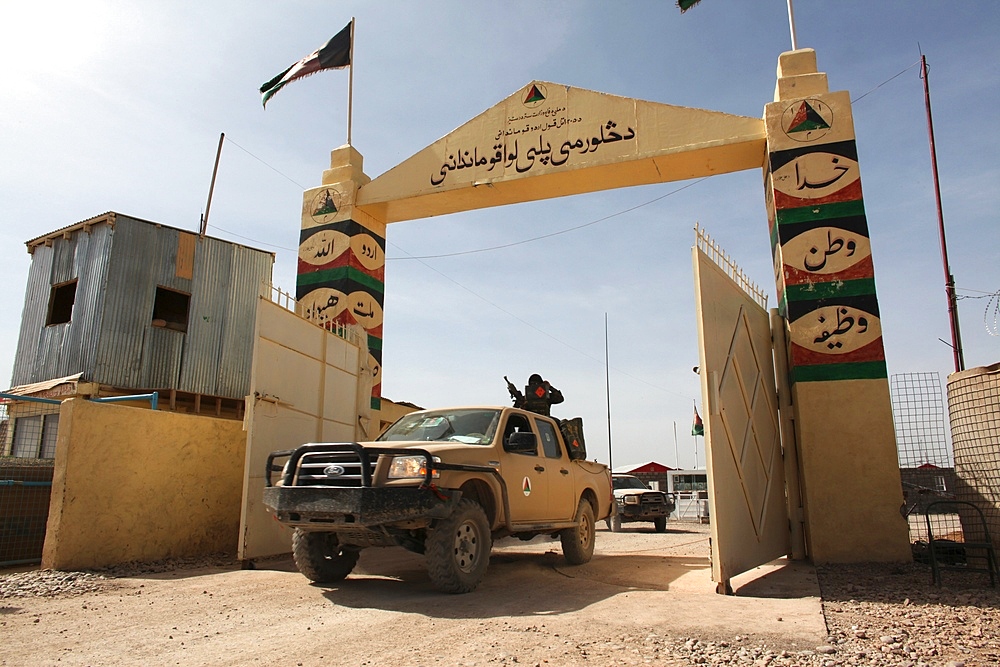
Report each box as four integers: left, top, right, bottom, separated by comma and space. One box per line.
506, 431, 537, 454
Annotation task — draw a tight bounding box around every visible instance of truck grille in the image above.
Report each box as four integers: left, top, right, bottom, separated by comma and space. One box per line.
295, 445, 370, 488
641, 495, 667, 506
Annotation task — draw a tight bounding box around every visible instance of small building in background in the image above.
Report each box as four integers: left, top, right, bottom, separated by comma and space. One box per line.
613, 461, 675, 492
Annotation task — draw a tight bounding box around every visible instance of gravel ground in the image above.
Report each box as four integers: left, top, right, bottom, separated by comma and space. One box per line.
2, 545, 998, 666
0, 554, 237, 600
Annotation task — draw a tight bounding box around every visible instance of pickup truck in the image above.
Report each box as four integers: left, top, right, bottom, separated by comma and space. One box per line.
263, 406, 612, 593
608, 473, 675, 532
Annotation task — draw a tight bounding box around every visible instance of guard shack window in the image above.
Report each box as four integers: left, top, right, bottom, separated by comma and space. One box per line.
152, 287, 191, 332
46, 280, 77, 326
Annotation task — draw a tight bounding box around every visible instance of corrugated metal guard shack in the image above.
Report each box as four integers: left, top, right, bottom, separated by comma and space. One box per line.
10, 212, 274, 418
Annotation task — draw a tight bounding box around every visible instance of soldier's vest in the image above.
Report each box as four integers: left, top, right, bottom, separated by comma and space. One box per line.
522, 382, 551, 415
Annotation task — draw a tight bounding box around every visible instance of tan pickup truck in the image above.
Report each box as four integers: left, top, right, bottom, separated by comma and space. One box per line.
263, 406, 612, 594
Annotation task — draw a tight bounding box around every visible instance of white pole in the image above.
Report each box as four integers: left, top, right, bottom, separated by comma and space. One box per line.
673, 420, 679, 469
605, 313, 613, 470
786, 0, 799, 51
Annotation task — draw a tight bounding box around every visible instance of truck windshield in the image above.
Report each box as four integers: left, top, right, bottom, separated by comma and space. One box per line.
613, 476, 649, 490
377, 409, 501, 444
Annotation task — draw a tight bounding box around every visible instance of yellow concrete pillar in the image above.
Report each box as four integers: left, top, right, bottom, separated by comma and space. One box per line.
297, 145, 385, 409
763, 50, 911, 562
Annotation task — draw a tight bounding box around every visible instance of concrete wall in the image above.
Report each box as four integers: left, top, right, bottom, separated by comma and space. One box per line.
42, 398, 245, 570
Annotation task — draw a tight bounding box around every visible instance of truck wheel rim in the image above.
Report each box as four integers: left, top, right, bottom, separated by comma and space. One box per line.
581, 513, 593, 546
454, 520, 481, 573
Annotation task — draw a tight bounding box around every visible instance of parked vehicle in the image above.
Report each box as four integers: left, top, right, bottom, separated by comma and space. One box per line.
607, 473, 675, 532
263, 406, 613, 593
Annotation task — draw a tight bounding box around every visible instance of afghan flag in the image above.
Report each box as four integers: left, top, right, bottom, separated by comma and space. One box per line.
677, 0, 703, 12
260, 21, 352, 108
692, 405, 704, 436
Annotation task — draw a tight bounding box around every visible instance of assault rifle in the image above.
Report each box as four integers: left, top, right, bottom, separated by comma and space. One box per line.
504, 376, 525, 408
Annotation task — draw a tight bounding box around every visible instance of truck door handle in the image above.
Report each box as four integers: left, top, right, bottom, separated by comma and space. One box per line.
560, 469, 570, 475
534, 465, 545, 472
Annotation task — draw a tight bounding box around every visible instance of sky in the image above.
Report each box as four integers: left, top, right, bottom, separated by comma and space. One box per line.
2, 1, 998, 471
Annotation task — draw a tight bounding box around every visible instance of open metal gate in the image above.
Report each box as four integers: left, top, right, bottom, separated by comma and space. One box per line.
692, 228, 793, 593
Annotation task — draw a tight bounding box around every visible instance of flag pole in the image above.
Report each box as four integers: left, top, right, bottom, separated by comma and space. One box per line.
347, 17, 355, 146
786, 0, 799, 50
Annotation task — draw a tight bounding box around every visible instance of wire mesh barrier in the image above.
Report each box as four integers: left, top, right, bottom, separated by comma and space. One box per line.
0, 460, 54, 567
892, 370, 1000, 584
0, 394, 60, 567
891, 373, 955, 528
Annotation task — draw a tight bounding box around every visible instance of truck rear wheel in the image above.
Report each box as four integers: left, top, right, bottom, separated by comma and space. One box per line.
653, 516, 667, 533
292, 529, 360, 583
425, 499, 491, 594
560, 498, 595, 565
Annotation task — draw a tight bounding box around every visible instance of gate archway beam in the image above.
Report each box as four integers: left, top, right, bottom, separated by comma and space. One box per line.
355, 81, 765, 224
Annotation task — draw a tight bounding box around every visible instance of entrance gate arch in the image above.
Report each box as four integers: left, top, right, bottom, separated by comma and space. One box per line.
279, 47, 911, 586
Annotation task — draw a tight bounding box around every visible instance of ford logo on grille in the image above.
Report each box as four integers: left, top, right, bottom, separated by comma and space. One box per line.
323, 465, 346, 477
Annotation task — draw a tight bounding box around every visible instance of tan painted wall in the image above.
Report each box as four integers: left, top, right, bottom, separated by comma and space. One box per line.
43, 398, 246, 570
792, 380, 911, 562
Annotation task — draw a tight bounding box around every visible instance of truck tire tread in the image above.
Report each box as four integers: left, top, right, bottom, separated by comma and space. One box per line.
292, 529, 360, 583
425, 498, 491, 594
560, 498, 596, 564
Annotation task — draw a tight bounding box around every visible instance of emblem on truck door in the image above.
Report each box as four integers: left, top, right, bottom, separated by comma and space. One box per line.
324, 465, 346, 477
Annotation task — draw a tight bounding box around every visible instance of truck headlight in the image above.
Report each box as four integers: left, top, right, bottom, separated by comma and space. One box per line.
388, 455, 440, 479
624, 495, 640, 505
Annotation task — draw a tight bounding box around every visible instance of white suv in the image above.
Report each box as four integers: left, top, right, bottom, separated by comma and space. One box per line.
608, 474, 675, 532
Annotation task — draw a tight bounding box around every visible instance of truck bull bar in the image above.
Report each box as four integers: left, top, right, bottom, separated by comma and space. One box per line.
265, 443, 517, 531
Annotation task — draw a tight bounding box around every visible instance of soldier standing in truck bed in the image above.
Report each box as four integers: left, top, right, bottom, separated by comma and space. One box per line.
520, 373, 564, 416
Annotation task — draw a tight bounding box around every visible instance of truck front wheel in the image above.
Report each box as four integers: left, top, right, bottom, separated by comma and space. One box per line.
425, 498, 491, 594
560, 498, 596, 565
292, 529, 360, 583
653, 516, 667, 533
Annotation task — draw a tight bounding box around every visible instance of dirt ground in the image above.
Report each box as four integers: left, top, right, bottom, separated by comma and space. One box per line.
0, 521, 836, 667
